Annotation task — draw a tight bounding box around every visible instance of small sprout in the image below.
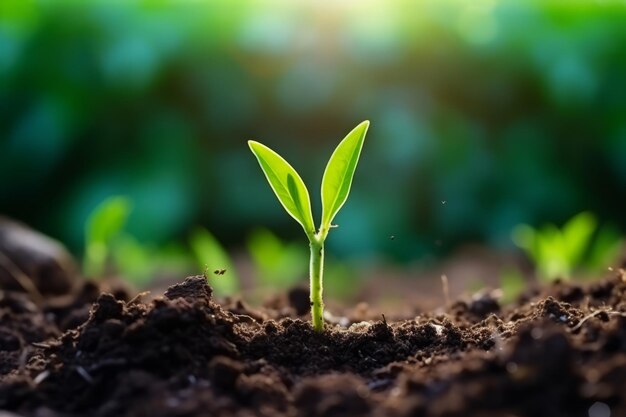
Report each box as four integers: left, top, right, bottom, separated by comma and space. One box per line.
246, 228, 307, 288
441, 200, 446, 205
249, 121, 369, 332
190, 227, 239, 295
512, 211, 623, 281
214, 269, 226, 275
84, 196, 132, 278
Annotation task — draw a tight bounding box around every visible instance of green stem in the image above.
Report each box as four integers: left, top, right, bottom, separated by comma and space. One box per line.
309, 237, 325, 332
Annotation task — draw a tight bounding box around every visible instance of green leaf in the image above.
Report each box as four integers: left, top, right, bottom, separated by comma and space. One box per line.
511, 224, 537, 258
85, 196, 132, 246
248, 140, 315, 236
84, 196, 132, 277
320, 120, 369, 231
246, 228, 307, 288
562, 211, 596, 265
189, 227, 239, 295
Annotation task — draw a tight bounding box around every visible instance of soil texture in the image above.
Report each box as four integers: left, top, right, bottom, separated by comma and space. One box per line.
1, 272, 626, 417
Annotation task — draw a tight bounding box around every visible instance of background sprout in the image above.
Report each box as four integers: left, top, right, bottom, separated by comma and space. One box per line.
249, 121, 369, 331
84, 195, 198, 286
512, 211, 623, 281
189, 227, 240, 295
84, 196, 133, 278
246, 228, 307, 290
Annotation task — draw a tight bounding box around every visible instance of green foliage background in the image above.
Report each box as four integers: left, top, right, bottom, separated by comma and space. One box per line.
2, 0, 626, 263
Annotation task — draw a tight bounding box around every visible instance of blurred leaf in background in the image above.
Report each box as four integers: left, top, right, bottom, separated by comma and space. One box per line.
84, 196, 132, 277
512, 211, 623, 281
246, 228, 307, 289
323, 260, 359, 301
110, 236, 193, 287
83, 195, 194, 286
189, 227, 239, 296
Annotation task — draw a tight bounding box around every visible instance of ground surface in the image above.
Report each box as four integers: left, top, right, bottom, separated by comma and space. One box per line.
1, 270, 626, 417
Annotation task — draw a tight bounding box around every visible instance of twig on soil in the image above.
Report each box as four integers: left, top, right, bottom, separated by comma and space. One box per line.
87, 358, 128, 372
441, 274, 450, 307
571, 309, 626, 332
127, 291, 150, 305
18, 346, 30, 372
76, 366, 95, 384
0, 251, 44, 305
33, 370, 50, 385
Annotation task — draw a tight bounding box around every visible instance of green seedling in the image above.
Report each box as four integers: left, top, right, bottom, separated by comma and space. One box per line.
84, 196, 133, 277
84, 195, 195, 285
247, 228, 307, 289
248, 121, 369, 332
189, 227, 240, 295
512, 211, 623, 281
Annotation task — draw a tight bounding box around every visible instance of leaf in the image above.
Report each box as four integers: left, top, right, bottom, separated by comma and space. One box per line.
511, 224, 537, 257
85, 196, 132, 246
536, 224, 569, 281
562, 211, 596, 265
248, 140, 315, 236
189, 227, 239, 295
246, 228, 307, 288
320, 120, 369, 231
84, 196, 132, 277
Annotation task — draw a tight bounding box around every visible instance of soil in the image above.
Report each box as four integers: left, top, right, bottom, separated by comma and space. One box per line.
1, 270, 626, 417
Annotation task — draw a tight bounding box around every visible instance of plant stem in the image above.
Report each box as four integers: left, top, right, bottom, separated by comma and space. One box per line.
309, 237, 325, 332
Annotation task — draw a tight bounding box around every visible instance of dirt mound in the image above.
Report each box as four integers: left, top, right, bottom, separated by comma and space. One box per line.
1, 274, 625, 417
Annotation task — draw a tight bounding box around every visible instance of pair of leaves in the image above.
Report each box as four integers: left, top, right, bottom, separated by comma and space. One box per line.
248, 121, 369, 240
512, 211, 623, 281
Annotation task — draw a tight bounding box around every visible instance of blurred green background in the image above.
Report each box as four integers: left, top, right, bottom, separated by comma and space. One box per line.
2, 0, 626, 291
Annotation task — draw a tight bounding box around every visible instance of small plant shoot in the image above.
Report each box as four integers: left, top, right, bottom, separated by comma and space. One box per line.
512, 211, 623, 281
249, 121, 369, 331
84, 196, 133, 278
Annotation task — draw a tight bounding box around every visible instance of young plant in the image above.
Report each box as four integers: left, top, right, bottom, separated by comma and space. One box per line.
512, 211, 623, 281
84, 196, 133, 277
248, 121, 369, 332
189, 227, 240, 296
84, 195, 195, 286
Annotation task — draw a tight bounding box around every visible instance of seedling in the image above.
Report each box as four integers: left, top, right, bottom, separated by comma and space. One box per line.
84, 195, 206, 286
512, 211, 623, 281
190, 227, 240, 295
247, 228, 308, 289
248, 121, 369, 332
84, 196, 132, 277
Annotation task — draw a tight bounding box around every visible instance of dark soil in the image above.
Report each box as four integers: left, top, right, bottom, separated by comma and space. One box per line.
1, 271, 626, 417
